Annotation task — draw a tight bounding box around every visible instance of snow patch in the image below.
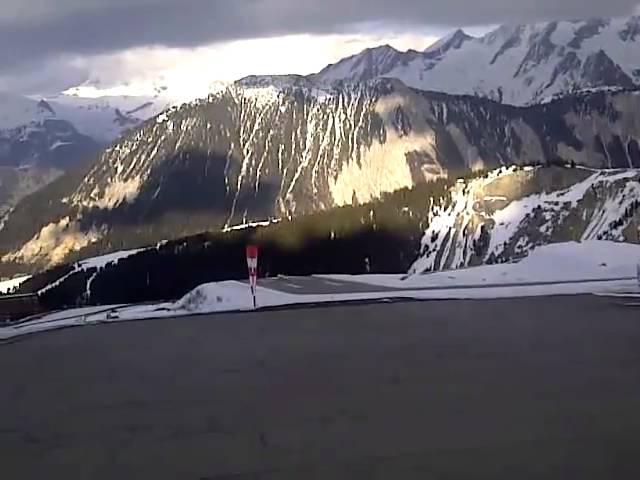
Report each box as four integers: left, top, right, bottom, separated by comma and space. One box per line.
49, 140, 73, 151
174, 281, 254, 312
329, 241, 640, 288
78, 248, 146, 270
222, 219, 280, 232
241, 86, 281, 108
0, 275, 31, 294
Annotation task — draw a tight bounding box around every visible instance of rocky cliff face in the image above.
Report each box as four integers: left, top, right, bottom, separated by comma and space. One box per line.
45, 80, 640, 214
0, 167, 62, 229
410, 166, 640, 273
1, 79, 639, 269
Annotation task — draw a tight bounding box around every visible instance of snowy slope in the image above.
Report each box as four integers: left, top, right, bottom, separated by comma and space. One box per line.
311, 46, 425, 84
315, 17, 640, 105
3, 240, 637, 340
410, 166, 640, 273
325, 241, 640, 287
0, 275, 30, 294
36, 247, 147, 298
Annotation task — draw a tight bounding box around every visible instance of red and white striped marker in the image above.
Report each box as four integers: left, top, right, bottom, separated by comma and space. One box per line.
246, 245, 259, 308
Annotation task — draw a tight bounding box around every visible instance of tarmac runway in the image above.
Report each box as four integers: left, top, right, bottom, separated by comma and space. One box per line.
253, 274, 635, 295
2, 294, 640, 479
256, 275, 407, 294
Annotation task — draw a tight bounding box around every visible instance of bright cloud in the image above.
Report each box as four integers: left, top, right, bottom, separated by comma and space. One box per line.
56, 32, 440, 100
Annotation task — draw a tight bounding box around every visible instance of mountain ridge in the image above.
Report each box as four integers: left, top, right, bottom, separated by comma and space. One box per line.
313, 16, 640, 105
0, 15, 638, 177
1, 79, 639, 271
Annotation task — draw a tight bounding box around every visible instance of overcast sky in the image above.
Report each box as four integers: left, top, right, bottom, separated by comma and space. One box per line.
1, 0, 639, 96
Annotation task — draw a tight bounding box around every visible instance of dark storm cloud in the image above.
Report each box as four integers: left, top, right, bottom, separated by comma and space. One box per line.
0, 0, 638, 68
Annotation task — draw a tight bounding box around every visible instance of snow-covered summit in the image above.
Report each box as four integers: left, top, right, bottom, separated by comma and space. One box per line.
423, 29, 473, 57
0, 91, 167, 144
314, 16, 640, 105
312, 44, 422, 84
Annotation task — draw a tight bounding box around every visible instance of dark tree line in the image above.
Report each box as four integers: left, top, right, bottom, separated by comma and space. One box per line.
13, 163, 590, 309
25, 178, 453, 308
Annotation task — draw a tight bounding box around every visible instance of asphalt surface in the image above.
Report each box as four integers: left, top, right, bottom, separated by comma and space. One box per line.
256, 276, 407, 294
3, 295, 640, 479
253, 275, 636, 295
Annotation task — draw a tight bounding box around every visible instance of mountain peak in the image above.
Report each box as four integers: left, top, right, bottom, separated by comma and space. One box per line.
37, 99, 56, 116
313, 44, 405, 84
365, 44, 399, 53
424, 29, 472, 56
342, 44, 402, 64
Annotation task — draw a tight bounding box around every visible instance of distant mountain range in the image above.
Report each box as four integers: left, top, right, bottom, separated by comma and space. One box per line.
0, 91, 170, 220
313, 17, 640, 105
0, 16, 638, 172
0, 91, 171, 146
0, 97, 100, 225
0, 15, 639, 274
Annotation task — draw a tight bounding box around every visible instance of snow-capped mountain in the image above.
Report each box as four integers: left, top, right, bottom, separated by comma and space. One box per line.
0, 91, 171, 145
1, 15, 638, 153
0, 116, 98, 170
1, 79, 639, 269
0, 15, 638, 163
0, 93, 99, 217
47, 94, 169, 143
410, 166, 640, 273
55, 79, 230, 142
0, 90, 175, 216
0, 80, 230, 180
0, 94, 104, 231
314, 17, 640, 105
